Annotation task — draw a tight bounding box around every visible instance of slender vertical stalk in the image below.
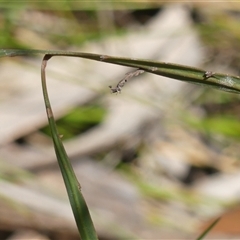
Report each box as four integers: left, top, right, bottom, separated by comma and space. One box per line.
41, 55, 98, 240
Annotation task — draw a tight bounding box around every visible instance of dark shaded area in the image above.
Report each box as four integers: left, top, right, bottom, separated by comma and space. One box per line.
15, 137, 28, 145
181, 165, 219, 185
202, 100, 240, 118
130, 8, 162, 24
72, 8, 162, 26
0, 231, 12, 240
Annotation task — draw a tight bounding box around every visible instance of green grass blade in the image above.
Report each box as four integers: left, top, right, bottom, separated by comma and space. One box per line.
1, 48, 240, 94
196, 217, 220, 240
0, 50, 234, 239
41, 55, 98, 240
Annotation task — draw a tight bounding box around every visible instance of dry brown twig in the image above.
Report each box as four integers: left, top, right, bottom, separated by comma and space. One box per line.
109, 69, 145, 93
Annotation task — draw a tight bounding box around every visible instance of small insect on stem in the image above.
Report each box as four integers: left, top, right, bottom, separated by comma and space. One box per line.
109, 68, 145, 94
203, 71, 215, 79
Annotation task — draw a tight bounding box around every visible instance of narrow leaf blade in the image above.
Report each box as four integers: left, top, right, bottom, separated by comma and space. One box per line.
196, 218, 221, 240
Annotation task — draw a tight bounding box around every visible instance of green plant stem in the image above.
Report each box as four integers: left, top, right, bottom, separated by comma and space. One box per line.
196, 217, 220, 240
3, 48, 240, 94
41, 54, 98, 240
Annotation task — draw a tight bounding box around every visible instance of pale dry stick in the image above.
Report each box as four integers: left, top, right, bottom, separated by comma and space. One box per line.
109, 68, 145, 93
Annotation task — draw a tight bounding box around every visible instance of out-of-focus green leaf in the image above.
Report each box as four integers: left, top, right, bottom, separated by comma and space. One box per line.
0, 1, 162, 10
187, 114, 240, 139
41, 105, 106, 139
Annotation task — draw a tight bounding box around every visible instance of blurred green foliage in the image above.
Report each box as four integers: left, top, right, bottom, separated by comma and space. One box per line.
41, 104, 106, 139
197, 9, 240, 73
0, 1, 160, 10
188, 114, 240, 139
188, 9, 240, 140
0, 3, 107, 48
0, 1, 161, 48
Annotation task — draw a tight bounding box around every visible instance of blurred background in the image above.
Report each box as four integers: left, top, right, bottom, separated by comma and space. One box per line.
1, 1, 240, 239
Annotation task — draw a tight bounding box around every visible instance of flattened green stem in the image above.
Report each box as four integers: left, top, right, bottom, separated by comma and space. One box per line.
2, 48, 240, 94
41, 55, 98, 240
